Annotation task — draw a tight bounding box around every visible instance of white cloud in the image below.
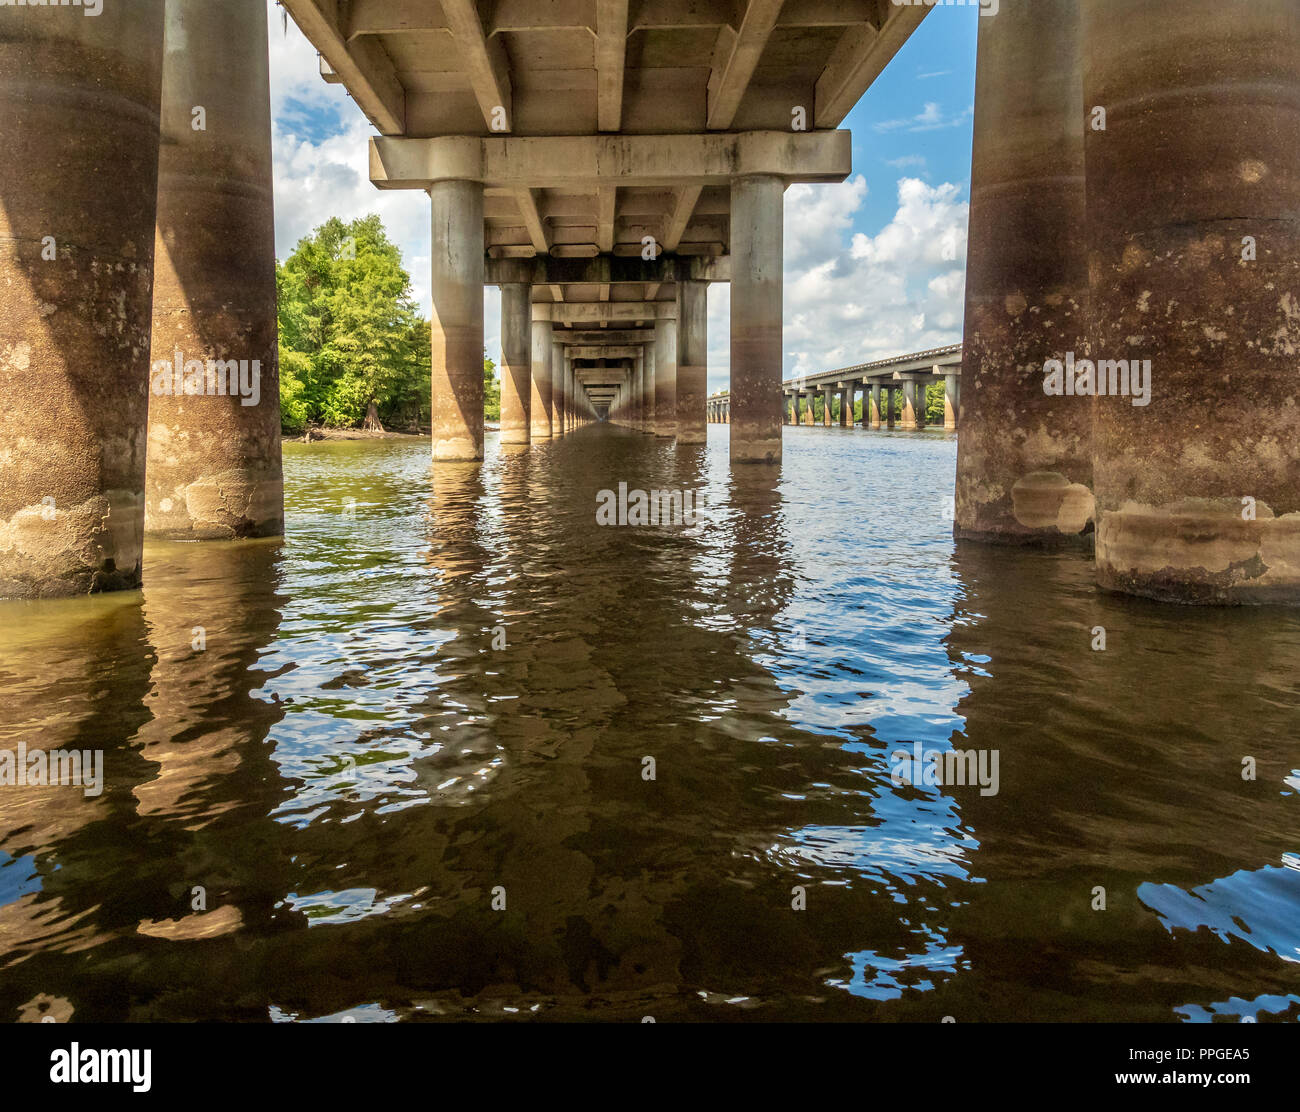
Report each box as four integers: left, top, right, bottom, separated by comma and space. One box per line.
706, 176, 968, 392
874, 101, 972, 133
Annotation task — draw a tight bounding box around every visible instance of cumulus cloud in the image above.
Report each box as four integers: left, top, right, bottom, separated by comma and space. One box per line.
708, 176, 968, 392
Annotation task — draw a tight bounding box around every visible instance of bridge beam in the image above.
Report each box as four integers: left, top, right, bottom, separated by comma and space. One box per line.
370, 130, 852, 191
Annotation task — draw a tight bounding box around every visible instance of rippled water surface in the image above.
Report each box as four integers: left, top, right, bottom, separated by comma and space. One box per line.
2, 424, 1299, 1022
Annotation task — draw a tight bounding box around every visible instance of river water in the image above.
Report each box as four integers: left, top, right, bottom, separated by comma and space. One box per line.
1, 424, 1298, 1022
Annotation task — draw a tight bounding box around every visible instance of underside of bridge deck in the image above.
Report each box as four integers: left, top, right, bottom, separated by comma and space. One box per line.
281, 0, 926, 460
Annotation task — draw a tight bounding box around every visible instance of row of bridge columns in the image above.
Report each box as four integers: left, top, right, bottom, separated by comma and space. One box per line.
955, 0, 1300, 604
707, 398, 731, 424
0, 0, 281, 599
785, 377, 961, 432
3, 0, 1295, 607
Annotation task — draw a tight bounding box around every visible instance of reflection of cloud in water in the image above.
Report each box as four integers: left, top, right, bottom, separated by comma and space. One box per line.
830, 925, 969, 1001
1139, 859, 1300, 964
1175, 992, 1300, 1023
279, 886, 424, 927
769, 822, 978, 892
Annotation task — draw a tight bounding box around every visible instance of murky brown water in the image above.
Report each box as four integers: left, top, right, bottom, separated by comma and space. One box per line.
1, 425, 1298, 1022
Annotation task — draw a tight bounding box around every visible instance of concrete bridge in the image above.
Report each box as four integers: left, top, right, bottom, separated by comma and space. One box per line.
1, 0, 1297, 605
784, 343, 962, 430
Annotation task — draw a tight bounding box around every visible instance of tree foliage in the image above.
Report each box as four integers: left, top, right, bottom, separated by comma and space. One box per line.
277, 215, 430, 431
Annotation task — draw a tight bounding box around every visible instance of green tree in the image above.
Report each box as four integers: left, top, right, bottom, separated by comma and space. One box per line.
276, 214, 422, 431
484, 354, 500, 422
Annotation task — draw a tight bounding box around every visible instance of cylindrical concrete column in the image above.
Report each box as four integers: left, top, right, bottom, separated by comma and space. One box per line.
499, 282, 531, 443
869, 384, 882, 429
903, 381, 925, 430
430, 179, 484, 461
841, 386, 853, 428
944, 373, 961, 431
0, 1, 166, 597
676, 280, 707, 443
147, 0, 282, 541
801, 394, 815, 426
885, 386, 897, 429
822, 386, 833, 427
1084, 0, 1300, 602
552, 339, 565, 435
653, 318, 676, 438
730, 174, 784, 463
530, 317, 553, 439
955, 0, 1092, 543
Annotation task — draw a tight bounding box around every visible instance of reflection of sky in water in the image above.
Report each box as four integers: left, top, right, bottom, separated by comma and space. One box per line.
830, 925, 969, 1001
1139, 858, 1300, 964
279, 887, 422, 927
1175, 993, 1300, 1024
0, 852, 41, 907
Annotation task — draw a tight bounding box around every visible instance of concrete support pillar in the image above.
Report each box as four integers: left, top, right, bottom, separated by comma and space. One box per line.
902, 381, 925, 430
553, 340, 564, 436
1085, 0, 1300, 601
430, 179, 484, 461
802, 394, 816, 426
785, 395, 794, 425
955, 0, 1092, 542
653, 318, 676, 438
822, 386, 833, 427
499, 283, 531, 443
0, 1, 166, 596
530, 318, 553, 439
869, 384, 882, 429
885, 386, 896, 429
944, 374, 961, 431
729, 174, 783, 463
676, 280, 707, 443
146, 0, 281, 540
838, 388, 850, 428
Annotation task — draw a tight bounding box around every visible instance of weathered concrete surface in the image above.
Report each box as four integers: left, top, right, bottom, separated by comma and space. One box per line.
1084, 0, 1300, 603
730, 175, 784, 464
653, 318, 676, 439
0, 2, 166, 597
530, 318, 553, 440
499, 282, 530, 443
430, 179, 484, 460
676, 280, 707, 444
146, 0, 283, 541
955, 0, 1093, 546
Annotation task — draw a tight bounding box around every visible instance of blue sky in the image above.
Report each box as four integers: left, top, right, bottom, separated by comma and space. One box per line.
266, 2, 978, 393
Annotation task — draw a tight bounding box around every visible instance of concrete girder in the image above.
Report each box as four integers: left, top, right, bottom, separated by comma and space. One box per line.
534, 302, 676, 324
489, 255, 730, 286
280, 0, 405, 133
370, 130, 852, 190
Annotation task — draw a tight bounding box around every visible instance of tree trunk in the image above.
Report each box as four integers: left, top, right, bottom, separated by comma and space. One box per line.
363, 401, 384, 432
